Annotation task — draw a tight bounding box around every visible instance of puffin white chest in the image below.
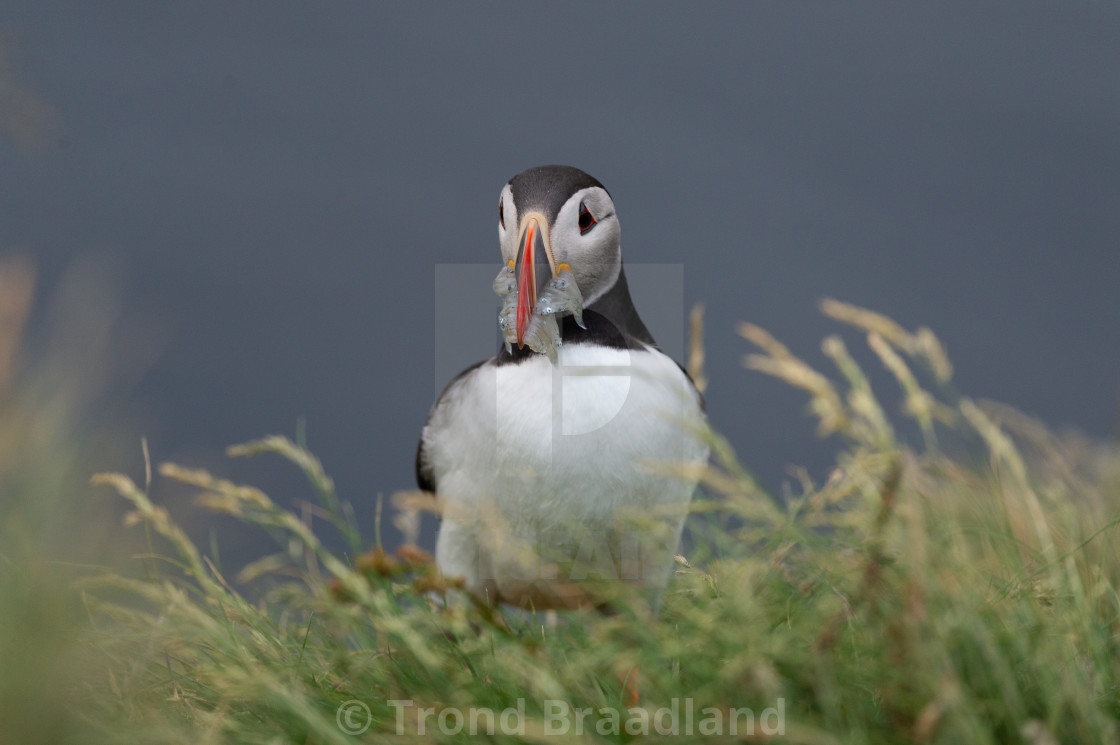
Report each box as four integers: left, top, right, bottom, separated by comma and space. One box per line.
431, 344, 703, 517
426, 342, 708, 604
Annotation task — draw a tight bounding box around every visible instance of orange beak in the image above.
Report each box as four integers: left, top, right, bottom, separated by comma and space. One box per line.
514, 216, 552, 347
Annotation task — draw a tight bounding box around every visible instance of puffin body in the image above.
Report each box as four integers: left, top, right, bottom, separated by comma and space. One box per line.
417, 166, 708, 610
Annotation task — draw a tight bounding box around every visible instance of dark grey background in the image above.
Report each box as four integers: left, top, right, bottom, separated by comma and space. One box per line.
3, 3, 1118, 563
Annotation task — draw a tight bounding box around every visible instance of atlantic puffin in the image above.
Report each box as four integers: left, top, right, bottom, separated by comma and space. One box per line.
416, 165, 708, 611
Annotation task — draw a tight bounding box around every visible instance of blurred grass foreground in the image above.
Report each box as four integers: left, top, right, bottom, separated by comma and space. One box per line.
3, 254, 1120, 744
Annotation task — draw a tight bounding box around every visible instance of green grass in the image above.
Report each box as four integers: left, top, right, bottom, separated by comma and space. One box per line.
5, 293, 1120, 744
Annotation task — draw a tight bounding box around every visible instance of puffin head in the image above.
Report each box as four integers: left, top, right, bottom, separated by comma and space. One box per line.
497, 165, 622, 347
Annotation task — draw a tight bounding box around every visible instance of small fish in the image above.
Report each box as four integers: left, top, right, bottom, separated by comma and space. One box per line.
494, 263, 519, 353
492, 262, 568, 363
533, 265, 586, 329
492, 262, 517, 297
522, 312, 560, 364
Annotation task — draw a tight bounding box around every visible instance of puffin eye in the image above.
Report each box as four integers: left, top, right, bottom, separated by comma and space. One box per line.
499, 199, 505, 229
578, 201, 596, 235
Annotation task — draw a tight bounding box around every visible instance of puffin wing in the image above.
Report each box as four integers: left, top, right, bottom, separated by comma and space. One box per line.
415, 358, 488, 493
